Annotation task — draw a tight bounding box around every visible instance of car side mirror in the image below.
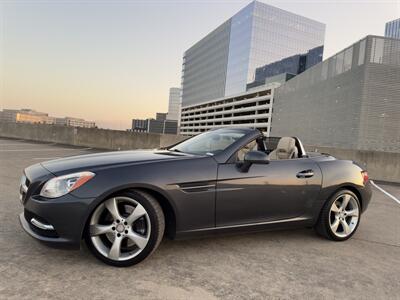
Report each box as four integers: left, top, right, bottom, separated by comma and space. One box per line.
238, 151, 270, 172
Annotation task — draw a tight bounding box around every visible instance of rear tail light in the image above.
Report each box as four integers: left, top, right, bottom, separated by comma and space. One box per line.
361, 171, 369, 184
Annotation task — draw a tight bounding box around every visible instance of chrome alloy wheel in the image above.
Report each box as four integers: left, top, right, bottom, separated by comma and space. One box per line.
89, 197, 151, 261
329, 193, 359, 238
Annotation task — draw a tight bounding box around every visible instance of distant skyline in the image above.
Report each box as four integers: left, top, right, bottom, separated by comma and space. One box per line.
1, 0, 399, 130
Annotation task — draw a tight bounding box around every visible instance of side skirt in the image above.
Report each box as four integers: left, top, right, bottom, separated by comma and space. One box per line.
174, 216, 312, 240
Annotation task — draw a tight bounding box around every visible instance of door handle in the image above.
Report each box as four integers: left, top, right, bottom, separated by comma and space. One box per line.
296, 169, 314, 178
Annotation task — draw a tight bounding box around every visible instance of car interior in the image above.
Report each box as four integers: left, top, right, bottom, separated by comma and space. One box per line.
236, 136, 302, 161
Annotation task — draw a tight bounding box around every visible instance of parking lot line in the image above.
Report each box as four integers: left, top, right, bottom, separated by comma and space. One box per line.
0, 143, 56, 146
371, 180, 400, 205
0, 148, 73, 152
0, 144, 42, 146
0, 147, 92, 152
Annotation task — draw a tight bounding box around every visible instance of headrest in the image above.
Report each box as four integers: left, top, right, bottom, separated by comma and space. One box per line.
276, 137, 296, 159
243, 140, 257, 151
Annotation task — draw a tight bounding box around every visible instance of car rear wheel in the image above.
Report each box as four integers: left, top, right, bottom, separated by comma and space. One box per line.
315, 189, 361, 241
85, 190, 165, 267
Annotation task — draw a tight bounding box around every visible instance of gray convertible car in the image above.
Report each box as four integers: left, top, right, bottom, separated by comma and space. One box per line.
19, 128, 372, 266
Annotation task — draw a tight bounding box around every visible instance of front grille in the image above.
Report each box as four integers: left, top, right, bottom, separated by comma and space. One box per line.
24, 209, 59, 238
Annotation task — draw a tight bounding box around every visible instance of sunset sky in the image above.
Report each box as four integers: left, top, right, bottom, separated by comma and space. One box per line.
1, 0, 399, 130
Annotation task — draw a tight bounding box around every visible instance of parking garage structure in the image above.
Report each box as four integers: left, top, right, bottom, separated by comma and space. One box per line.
180, 83, 278, 136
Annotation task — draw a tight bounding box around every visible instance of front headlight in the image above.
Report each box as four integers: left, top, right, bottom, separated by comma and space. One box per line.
40, 171, 95, 198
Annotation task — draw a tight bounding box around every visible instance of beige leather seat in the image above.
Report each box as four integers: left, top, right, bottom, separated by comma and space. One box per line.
237, 140, 258, 161
269, 137, 298, 160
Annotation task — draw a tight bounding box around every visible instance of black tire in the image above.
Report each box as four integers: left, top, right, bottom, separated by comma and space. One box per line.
315, 189, 361, 241
85, 190, 165, 267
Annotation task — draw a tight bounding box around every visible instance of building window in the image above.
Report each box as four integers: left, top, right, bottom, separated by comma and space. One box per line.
358, 39, 366, 66
321, 61, 328, 80
335, 51, 344, 75
370, 37, 384, 64
343, 46, 353, 72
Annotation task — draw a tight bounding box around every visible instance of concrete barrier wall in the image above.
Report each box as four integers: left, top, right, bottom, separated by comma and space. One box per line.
0, 122, 398, 182
0, 122, 185, 150
305, 145, 400, 183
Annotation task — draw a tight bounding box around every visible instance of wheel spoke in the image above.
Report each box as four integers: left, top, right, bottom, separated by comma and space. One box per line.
126, 203, 147, 225
331, 202, 340, 213
345, 209, 359, 217
108, 236, 122, 260
105, 198, 121, 220
340, 219, 351, 235
90, 224, 113, 236
340, 194, 351, 210
331, 219, 340, 233
90, 196, 151, 262
126, 230, 148, 249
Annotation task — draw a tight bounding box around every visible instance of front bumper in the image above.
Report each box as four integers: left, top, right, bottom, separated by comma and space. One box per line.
19, 193, 96, 249
19, 212, 75, 248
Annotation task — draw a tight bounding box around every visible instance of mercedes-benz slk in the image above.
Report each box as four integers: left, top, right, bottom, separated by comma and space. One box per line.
18, 128, 372, 267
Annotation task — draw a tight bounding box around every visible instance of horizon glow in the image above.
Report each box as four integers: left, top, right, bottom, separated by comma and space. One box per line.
1, 0, 399, 130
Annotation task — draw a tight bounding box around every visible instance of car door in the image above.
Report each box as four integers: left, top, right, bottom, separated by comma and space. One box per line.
215, 155, 322, 227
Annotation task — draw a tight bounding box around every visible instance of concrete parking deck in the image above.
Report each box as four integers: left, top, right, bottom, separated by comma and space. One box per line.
0, 138, 399, 299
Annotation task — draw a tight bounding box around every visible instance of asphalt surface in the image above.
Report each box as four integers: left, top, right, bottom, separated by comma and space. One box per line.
0, 138, 399, 300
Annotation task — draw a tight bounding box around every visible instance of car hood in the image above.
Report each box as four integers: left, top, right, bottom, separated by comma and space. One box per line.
41, 150, 194, 175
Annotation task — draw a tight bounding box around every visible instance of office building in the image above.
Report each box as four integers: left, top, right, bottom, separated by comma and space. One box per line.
167, 88, 181, 121
0, 109, 20, 123
0, 109, 96, 128
0, 109, 55, 124
132, 119, 148, 133
180, 83, 279, 135
247, 73, 295, 90
247, 46, 323, 89
181, 1, 325, 107
271, 36, 400, 153
132, 113, 178, 135
385, 18, 400, 39
163, 120, 179, 134
156, 113, 167, 122
55, 117, 96, 128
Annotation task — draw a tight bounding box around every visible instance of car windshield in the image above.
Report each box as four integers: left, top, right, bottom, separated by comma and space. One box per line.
169, 129, 246, 155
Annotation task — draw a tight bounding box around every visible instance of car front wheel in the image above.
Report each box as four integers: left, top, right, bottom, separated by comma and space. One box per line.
85, 190, 165, 267
315, 189, 361, 241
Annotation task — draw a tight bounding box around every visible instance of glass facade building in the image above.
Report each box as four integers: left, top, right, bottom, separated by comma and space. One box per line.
385, 18, 400, 39
181, 21, 232, 108
132, 113, 178, 134
246, 45, 323, 89
167, 87, 181, 121
181, 1, 325, 107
